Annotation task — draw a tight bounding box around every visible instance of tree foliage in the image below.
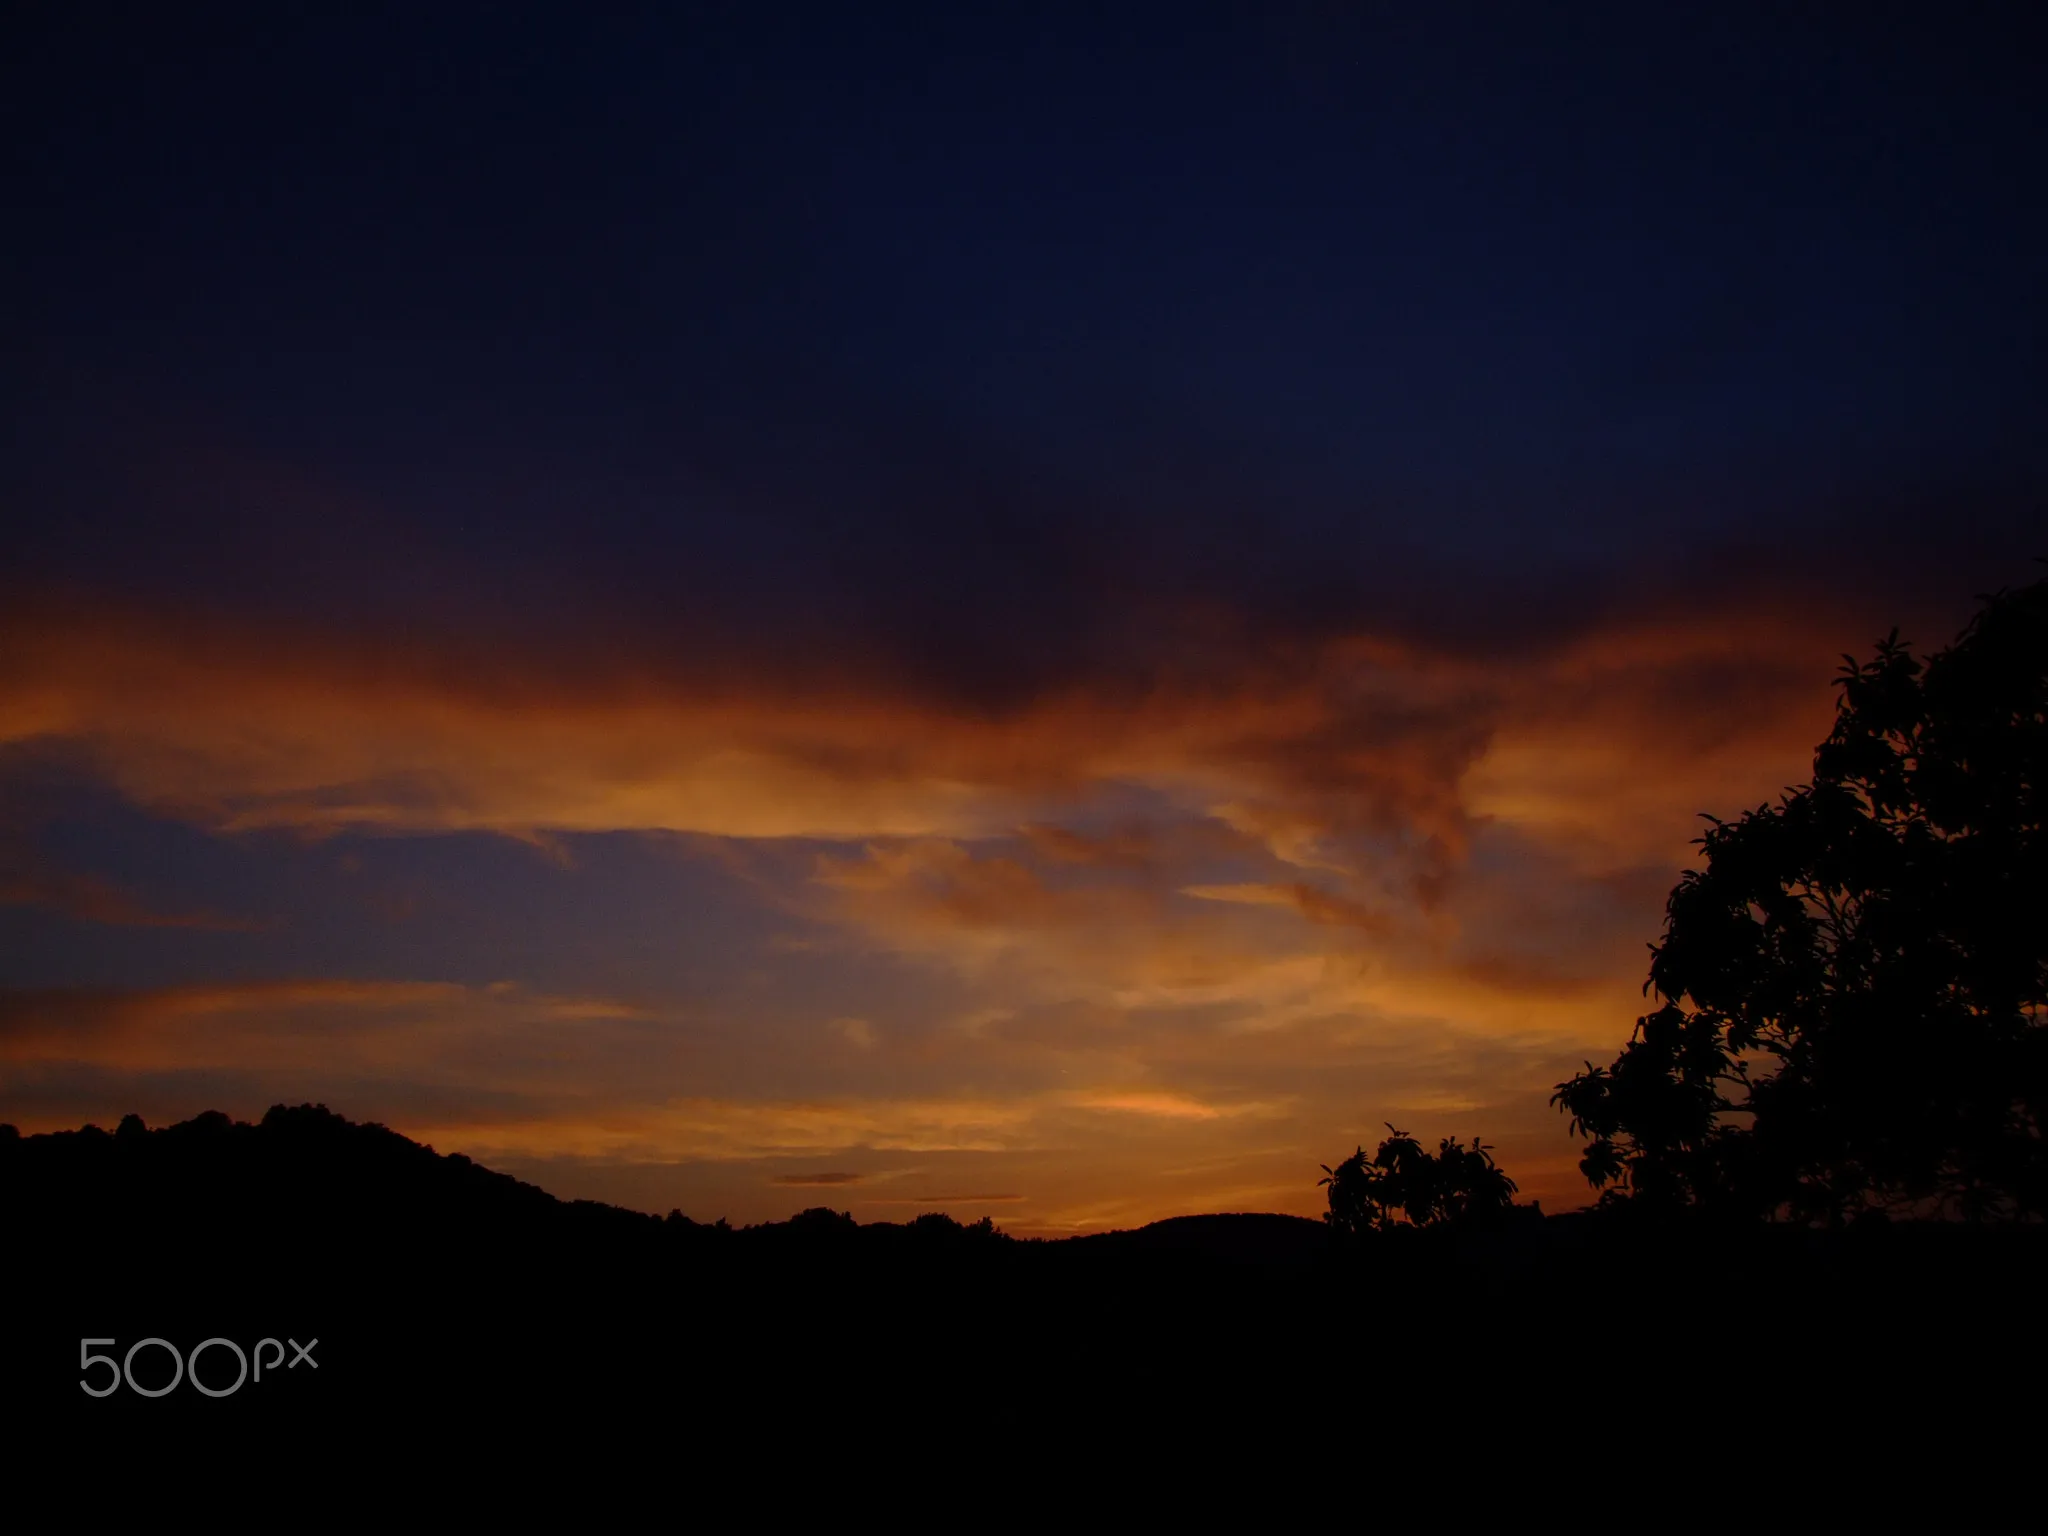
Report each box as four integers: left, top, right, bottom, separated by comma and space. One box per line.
1320, 1124, 1519, 1235
1554, 575, 2048, 1222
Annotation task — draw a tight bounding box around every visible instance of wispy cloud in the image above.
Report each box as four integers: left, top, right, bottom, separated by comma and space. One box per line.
858, 1193, 1025, 1206
0, 843, 259, 931
0, 589, 1874, 1227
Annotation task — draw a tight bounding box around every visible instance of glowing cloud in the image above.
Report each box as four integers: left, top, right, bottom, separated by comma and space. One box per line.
0, 592, 1869, 1229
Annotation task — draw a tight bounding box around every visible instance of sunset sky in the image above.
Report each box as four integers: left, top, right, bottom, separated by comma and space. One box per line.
4, 4, 2043, 1232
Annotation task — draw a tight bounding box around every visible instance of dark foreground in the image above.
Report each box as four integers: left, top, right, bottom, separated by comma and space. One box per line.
6, 1106, 2043, 1449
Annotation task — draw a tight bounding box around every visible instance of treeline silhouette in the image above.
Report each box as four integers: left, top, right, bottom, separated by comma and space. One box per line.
4, 1103, 1342, 1427
8, 1102, 2042, 1428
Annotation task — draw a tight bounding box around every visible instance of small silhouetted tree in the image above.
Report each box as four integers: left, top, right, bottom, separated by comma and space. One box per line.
1320, 1124, 1519, 1235
1554, 574, 2048, 1223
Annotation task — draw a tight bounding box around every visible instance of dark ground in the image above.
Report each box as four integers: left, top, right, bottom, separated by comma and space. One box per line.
6, 1106, 2042, 1459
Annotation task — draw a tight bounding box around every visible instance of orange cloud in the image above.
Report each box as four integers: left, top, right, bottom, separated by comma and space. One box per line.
0, 599, 1852, 939
0, 971, 1627, 1230
1068, 1089, 1269, 1120
1181, 880, 1395, 933
0, 607, 1490, 876
0, 859, 257, 931
0, 590, 1882, 1230
858, 1193, 1026, 1206
0, 978, 661, 1082
1465, 612, 1847, 870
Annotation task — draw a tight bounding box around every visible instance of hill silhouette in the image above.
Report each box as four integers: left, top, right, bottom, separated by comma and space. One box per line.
7, 1105, 2044, 1434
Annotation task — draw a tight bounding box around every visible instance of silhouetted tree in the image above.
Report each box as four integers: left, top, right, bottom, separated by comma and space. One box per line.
1320, 1124, 1519, 1235
1555, 575, 2048, 1223
787, 1205, 859, 1236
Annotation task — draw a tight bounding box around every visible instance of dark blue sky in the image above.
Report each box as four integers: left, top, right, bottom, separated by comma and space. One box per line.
10, 2, 2043, 678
